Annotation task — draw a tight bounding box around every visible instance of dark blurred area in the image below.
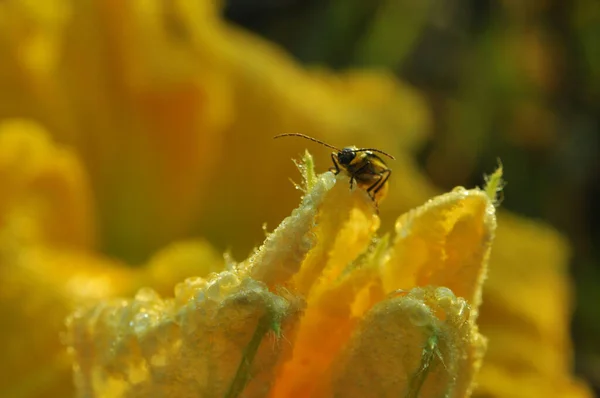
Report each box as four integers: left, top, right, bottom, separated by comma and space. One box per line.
223, 0, 600, 392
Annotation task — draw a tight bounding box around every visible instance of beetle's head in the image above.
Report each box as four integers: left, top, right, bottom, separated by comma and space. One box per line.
337, 147, 357, 166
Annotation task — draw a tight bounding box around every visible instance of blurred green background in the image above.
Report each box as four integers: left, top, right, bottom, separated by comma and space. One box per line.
222, 0, 600, 393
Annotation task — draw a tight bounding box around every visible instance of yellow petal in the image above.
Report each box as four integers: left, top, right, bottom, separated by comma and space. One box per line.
327, 286, 486, 398
381, 187, 496, 309
270, 176, 380, 397
0, 119, 94, 248
67, 274, 304, 398
475, 213, 594, 398
142, 239, 225, 297
0, 0, 70, 76
0, 247, 132, 398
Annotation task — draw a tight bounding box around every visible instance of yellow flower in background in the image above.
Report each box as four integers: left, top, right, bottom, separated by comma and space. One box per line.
478, 214, 593, 398
0, 0, 430, 263
0, 0, 592, 397
0, 123, 225, 397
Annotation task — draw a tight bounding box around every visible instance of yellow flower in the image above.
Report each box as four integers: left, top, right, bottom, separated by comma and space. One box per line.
0, 1, 592, 397
66, 152, 495, 397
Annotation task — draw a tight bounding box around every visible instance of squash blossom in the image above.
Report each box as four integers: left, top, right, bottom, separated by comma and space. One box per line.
66, 151, 497, 398
0, 1, 592, 397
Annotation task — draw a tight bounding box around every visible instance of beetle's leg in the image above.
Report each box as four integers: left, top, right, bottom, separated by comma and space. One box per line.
329, 153, 341, 175
366, 179, 380, 200
365, 169, 391, 204
366, 176, 382, 214
371, 169, 391, 195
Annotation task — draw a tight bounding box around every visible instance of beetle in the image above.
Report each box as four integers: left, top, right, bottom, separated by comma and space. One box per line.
273, 133, 395, 204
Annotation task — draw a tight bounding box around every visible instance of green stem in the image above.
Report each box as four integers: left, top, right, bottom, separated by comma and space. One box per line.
224, 313, 273, 398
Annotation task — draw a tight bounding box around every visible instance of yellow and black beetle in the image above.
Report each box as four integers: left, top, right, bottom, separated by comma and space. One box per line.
274, 133, 395, 204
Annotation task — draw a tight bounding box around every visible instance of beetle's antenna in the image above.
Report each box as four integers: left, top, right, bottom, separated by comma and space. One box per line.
274, 133, 341, 152
354, 148, 396, 160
